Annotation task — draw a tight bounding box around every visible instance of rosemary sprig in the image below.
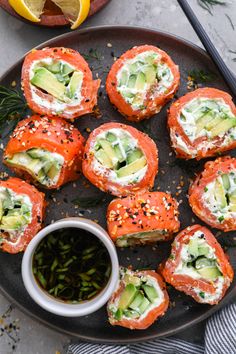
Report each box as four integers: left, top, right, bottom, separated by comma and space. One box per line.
198, 0, 227, 14
82, 48, 103, 61
72, 195, 106, 208
0, 85, 27, 137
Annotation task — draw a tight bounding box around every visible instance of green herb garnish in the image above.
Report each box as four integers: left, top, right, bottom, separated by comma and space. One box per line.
218, 216, 224, 222
188, 69, 216, 83
199, 291, 205, 299
225, 14, 235, 30
82, 48, 103, 61
198, 0, 226, 14
33, 228, 111, 303
0, 85, 27, 137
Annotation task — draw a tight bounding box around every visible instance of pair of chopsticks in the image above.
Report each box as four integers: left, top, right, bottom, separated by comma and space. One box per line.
177, 0, 236, 99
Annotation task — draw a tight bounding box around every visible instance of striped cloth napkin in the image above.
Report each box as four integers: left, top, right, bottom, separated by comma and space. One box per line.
67, 303, 236, 354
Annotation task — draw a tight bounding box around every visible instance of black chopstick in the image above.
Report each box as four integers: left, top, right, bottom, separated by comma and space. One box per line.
177, 0, 236, 99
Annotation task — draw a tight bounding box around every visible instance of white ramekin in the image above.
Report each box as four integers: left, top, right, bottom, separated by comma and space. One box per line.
22, 217, 119, 317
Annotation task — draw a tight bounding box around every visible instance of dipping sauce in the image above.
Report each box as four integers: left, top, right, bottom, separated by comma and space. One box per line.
32, 228, 111, 303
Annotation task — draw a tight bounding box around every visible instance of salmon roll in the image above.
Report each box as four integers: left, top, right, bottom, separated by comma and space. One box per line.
106, 45, 180, 122
0, 177, 45, 254
107, 191, 180, 247
168, 88, 236, 159
22, 47, 100, 119
107, 267, 169, 330
189, 156, 236, 231
161, 225, 234, 304
3, 115, 85, 189
82, 122, 158, 197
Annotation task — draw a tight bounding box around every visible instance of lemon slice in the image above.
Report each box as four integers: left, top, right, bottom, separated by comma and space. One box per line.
51, 0, 90, 29
8, 0, 46, 22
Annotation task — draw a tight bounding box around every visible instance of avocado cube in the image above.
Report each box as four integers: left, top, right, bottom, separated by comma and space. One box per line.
43, 161, 53, 174
47, 61, 61, 74
198, 245, 209, 257
118, 284, 137, 310
2, 190, 14, 210
116, 156, 147, 178
123, 310, 139, 319
8, 152, 33, 166
129, 63, 139, 74
144, 65, 157, 84
47, 164, 60, 180
127, 74, 137, 88
95, 149, 113, 169
195, 112, 214, 135
135, 72, 146, 90
106, 132, 117, 143
214, 179, 227, 208
62, 63, 74, 76
142, 285, 158, 303
138, 297, 150, 314
99, 139, 119, 168
222, 174, 230, 190
113, 144, 125, 163
129, 291, 144, 310
27, 149, 42, 159
121, 137, 132, 152
195, 257, 215, 269
67, 71, 83, 99
210, 118, 236, 138
1, 215, 27, 229
205, 116, 223, 131
119, 71, 128, 86
31, 67, 68, 102
188, 238, 199, 258
0, 200, 3, 220
126, 149, 143, 164
114, 308, 123, 320
123, 274, 141, 287
229, 191, 236, 212
197, 266, 221, 280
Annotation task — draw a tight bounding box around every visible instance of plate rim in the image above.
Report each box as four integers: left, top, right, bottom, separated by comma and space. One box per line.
0, 25, 234, 344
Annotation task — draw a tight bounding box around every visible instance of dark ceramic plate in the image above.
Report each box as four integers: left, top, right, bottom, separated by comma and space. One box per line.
0, 26, 236, 344
0, 0, 111, 27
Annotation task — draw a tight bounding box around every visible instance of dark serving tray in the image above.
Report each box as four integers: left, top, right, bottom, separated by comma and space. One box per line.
0, 26, 235, 344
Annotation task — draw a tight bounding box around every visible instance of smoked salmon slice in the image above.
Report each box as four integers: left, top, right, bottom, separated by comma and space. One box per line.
22, 47, 100, 119
189, 156, 236, 231
0, 177, 45, 254
168, 87, 236, 160
107, 267, 169, 330
82, 122, 158, 197
107, 191, 180, 247
106, 45, 180, 122
3, 115, 85, 189
161, 225, 233, 305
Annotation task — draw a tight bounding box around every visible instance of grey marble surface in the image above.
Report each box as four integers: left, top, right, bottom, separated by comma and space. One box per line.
0, 0, 235, 353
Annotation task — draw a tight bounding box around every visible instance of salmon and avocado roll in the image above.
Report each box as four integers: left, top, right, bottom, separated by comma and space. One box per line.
0, 177, 45, 254
82, 122, 158, 197
107, 267, 169, 330
3, 115, 85, 189
189, 156, 236, 231
107, 191, 180, 247
161, 225, 234, 304
22, 47, 100, 119
106, 45, 180, 122
168, 88, 236, 159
